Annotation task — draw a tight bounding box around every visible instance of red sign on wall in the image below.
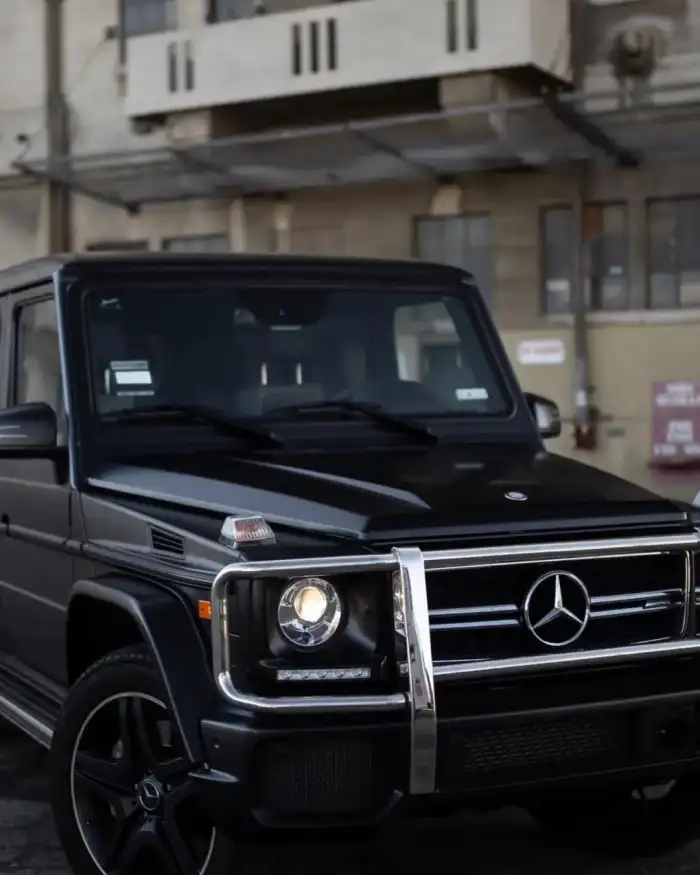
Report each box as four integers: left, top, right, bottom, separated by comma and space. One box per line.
652, 382, 700, 464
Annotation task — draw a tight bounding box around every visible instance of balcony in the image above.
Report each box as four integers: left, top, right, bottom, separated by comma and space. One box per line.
123, 0, 571, 119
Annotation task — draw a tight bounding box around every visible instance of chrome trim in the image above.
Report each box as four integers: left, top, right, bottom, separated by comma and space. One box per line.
210, 553, 406, 715
430, 603, 515, 619
432, 639, 700, 681
430, 588, 682, 631
683, 549, 695, 635
421, 533, 697, 571
590, 589, 678, 606
53, 273, 77, 490
209, 529, 700, 796
0, 692, 53, 749
393, 547, 436, 795
216, 672, 405, 714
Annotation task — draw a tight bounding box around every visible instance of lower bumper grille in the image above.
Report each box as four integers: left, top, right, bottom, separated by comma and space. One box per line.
254, 737, 383, 817
437, 702, 700, 793
438, 714, 621, 790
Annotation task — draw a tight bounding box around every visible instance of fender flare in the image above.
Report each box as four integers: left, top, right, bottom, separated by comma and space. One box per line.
70, 575, 216, 763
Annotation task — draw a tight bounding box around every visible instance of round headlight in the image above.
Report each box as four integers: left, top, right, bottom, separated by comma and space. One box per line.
278, 577, 342, 648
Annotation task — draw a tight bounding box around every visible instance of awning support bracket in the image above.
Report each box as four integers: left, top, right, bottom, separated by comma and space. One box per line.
169, 147, 245, 189
12, 159, 141, 214
541, 92, 639, 168
347, 125, 436, 179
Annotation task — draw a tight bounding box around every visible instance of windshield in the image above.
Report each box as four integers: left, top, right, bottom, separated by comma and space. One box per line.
83, 283, 510, 425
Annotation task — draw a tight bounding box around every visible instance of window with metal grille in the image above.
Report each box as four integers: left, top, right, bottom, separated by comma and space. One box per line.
414, 215, 493, 307
207, 0, 258, 21
162, 234, 230, 253
541, 203, 628, 314
122, 0, 176, 37
647, 197, 700, 309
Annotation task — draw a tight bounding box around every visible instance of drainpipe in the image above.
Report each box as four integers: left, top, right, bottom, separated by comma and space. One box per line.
571, 163, 597, 450
44, 0, 72, 252
570, 0, 597, 450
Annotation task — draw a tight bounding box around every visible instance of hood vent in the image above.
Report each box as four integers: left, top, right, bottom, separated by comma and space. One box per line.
148, 526, 185, 558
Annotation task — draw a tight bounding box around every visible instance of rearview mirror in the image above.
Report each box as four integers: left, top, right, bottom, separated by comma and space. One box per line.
0, 403, 57, 452
524, 392, 561, 440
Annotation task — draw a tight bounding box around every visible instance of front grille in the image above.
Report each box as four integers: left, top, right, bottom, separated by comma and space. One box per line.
428, 552, 688, 663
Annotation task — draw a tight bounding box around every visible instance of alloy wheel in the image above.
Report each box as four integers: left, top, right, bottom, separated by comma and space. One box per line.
69, 691, 215, 875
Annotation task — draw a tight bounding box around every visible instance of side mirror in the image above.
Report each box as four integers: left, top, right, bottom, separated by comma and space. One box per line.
524, 392, 561, 440
0, 403, 57, 452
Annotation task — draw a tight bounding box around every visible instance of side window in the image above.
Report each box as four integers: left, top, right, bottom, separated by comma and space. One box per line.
15, 298, 62, 411
394, 301, 461, 391
393, 299, 504, 413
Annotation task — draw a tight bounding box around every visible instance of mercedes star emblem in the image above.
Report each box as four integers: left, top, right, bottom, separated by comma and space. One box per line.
137, 778, 162, 812
522, 570, 591, 647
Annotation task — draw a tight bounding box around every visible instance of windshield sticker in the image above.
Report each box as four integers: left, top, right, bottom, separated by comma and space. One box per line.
455, 387, 489, 401
109, 360, 154, 396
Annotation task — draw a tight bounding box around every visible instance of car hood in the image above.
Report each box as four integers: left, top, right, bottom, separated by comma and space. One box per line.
88, 445, 689, 542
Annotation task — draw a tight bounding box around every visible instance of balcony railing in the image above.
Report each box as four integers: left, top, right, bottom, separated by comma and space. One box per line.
124, 0, 571, 119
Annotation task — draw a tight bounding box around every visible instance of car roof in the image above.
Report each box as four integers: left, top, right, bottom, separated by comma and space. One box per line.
0, 252, 474, 295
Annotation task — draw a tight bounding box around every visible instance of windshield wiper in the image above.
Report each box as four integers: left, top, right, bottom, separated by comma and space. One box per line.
265, 400, 438, 444
101, 403, 283, 448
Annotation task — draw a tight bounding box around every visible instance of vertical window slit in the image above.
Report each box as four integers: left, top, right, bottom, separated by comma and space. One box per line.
309, 20, 320, 73
327, 18, 337, 70
167, 42, 178, 92
446, 0, 457, 53
466, 0, 477, 51
291, 23, 302, 75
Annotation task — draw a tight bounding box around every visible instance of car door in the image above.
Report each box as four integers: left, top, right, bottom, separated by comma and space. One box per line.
0, 286, 75, 684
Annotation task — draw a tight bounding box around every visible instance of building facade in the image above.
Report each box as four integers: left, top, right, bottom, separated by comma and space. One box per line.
3, 0, 700, 482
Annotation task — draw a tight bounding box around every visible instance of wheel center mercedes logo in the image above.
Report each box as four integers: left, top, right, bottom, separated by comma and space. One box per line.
522, 570, 591, 647
136, 778, 162, 812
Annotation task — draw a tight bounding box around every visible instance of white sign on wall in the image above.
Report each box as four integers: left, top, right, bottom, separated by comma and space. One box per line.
516, 339, 566, 366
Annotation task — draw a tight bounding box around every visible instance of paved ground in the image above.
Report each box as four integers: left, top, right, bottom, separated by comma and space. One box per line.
0, 718, 699, 875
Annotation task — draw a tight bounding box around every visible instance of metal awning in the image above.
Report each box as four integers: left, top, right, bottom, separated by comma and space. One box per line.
14, 81, 700, 213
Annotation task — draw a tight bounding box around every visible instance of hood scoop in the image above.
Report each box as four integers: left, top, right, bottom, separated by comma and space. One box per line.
148, 525, 185, 558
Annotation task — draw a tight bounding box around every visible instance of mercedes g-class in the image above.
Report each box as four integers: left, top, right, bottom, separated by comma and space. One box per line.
0, 253, 699, 874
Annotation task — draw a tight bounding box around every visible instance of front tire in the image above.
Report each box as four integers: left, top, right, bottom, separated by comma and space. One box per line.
50, 647, 230, 875
530, 778, 700, 858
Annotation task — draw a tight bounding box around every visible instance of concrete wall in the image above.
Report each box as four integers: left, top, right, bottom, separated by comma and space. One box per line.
124, 0, 571, 118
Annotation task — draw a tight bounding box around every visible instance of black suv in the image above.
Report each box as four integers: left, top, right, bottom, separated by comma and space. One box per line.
0, 252, 699, 874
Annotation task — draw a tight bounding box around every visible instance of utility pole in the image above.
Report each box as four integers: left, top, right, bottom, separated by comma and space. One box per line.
44, 0, 72, 252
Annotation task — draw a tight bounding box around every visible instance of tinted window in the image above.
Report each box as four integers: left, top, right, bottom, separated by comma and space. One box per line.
15, 298, 61, 410
648, 198, 700, 309
541, 203, 629, 312
123, 0, 175, 36
84, 284, 509, 422
415, 215, 493, 307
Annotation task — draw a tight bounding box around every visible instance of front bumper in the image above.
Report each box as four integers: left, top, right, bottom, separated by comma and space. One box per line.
198, 530, 700, 833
